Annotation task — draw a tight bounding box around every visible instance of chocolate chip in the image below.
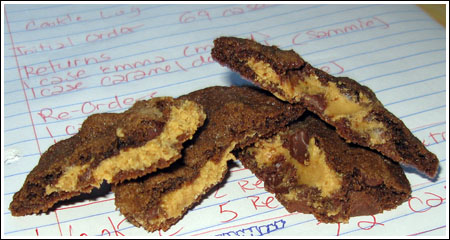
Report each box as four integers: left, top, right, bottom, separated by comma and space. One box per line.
283, 129, 310, 164
307, 94, 327, 112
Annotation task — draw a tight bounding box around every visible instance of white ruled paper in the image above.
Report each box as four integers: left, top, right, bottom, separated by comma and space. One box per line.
3, 3, 447, 237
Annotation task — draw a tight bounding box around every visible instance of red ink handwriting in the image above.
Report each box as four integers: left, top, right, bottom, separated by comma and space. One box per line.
292, 16, 389, 45
357, 215, 384, 230
249, 32, 271, 46
37, 69, 87, 86
37, 91, 157, 124
100, 6, 141, 19
64, 217, 126, 236
246, 4, 268, 11
10, 37, 74, 56
68, 224, 87, 236
100, 64, 171, 86
104, 216, 125, 236
25, 14, 82, 31
183, 44, 213, 57
408, 192, 445, 213
99, 56, 177, 86
237, 179, 265, 193
65, 124, 81, 136
179, 10, 211, 23
319, 61, 344, 74
219, 201, 238, 222
30, 81, 84, 99
85, 24, 144, 43
182, 44, 215, 68
38, 108, 71, 122
248, 195, 278, 210
422, 131, 446, 146
222, 7, 245, 17
46, 126, 57, 144
22, 53, 110, 80
100, 56, 165, 74
214, 187, 227, 199
222, 4, 267, 17
178, 5, 267, 24
191, 55, 215, 68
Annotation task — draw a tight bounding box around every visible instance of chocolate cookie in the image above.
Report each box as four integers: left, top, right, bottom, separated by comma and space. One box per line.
211, 36, 439, 178
239, 114, 412, 223
112, 86, 305, 232
9, 97, 206, 216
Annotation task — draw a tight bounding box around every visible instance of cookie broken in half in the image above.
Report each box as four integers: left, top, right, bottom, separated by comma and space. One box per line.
112, 86, 305, 232
9, 97, 206, 216
239, 114, 412, 223
211, 36, 439, 178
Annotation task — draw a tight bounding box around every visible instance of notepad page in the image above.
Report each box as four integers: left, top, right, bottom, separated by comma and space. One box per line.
3, 4, 447, 237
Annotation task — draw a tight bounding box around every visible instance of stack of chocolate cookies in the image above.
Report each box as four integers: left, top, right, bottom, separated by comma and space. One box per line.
10, 37, 439, 233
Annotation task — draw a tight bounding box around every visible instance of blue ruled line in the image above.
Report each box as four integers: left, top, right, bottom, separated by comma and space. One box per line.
4, 4, 446, 237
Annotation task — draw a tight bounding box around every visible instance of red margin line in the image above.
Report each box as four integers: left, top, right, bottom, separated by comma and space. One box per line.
4, 6, 42, 155
410, 121, 446, 131
54, 210, 63, 236
230, 168, 249, 173
56, 198, 115, 211
407, 225, 446, 236
411, 177, 445, 189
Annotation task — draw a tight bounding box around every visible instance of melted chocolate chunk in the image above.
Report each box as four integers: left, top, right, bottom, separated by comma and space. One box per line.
239, 114, 411, 223
9, 97, 205, 216
283, 129, 310, 164
112, 86, 305, 232
307, 94, 327, 113
212, 36, 439, 178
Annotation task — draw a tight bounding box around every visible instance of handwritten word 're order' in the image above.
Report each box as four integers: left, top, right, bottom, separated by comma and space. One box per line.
36, 91, 157, 124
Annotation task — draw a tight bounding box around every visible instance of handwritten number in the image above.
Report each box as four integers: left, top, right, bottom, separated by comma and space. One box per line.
219, 201, 238, 222
179, 10, 211, 24
357, 215, 384, 230
408, 192, 444, 213
197, 10, 211, 21
179, 11, 195, 23
214, 187, 227, 198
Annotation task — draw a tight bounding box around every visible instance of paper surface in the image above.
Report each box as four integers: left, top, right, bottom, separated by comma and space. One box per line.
2, 4, 447, 237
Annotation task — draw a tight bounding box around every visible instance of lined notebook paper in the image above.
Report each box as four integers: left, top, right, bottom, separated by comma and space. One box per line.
3, 4, 447, 237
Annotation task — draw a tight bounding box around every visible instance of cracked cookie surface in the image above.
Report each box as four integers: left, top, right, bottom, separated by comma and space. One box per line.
211, 36, 439, 178
10, 97, 206, 216
240, 114, 412, 223
112, 86, 305, 232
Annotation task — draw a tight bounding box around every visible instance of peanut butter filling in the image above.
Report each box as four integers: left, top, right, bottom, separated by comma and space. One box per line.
246, 58, 386, 145
246, 58, 286, 100
150, 142, 236, 226
251, 135, 342, 197
45, 100, 205, 195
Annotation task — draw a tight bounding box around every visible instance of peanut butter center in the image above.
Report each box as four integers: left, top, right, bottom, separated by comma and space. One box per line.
246, 58, 386, 145
252, 135, 342, 197
152, 142, 236, 225
45, 100, 205, 194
